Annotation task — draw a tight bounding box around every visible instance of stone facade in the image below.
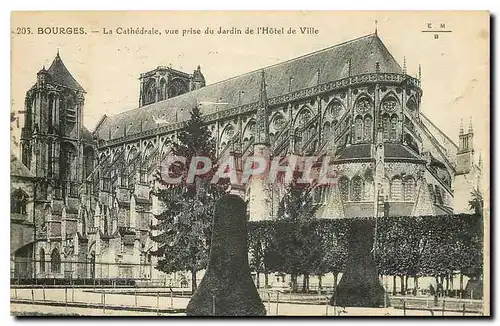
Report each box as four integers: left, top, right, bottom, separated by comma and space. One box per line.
12, 33, 482, 279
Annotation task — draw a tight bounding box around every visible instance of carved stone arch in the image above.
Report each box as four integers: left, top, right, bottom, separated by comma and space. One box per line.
127, 144, 139, 160
159, 78, 167, 101
160, 137, 172, 156
220, 123, 236, 142
406, 96, 418, 112
324, 98, 344, 120
293, 105, 313, 129
242, 119, 256, 141
144, 78, 156, 105
354, 94, 373, 115
380, 92, 401, 112
270, 111, 286, 132
143, 141, 155, 162
404, 133, 420, 154
168, 78, 189, 98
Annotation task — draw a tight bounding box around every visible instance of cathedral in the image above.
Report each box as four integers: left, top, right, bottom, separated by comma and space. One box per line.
11, 33, 482, 280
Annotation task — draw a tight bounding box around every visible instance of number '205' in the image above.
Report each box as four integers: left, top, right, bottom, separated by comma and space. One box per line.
16, 27, 32, 34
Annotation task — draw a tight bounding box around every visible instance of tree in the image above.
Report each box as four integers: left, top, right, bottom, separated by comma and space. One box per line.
314, 220, 348, 292
151, 106, 229, 294
469, 187, 484, 216
248, 220, 274, 288
271, 171, 320, 292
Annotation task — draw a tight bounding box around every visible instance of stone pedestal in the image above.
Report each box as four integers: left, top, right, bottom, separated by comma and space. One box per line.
331, 219, 389, 308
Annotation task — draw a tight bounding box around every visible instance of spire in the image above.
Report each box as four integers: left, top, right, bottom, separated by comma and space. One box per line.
255, 69, 270, 145
375, 20, 378, 35
403, 57, 407, 75
468, 117, 474, 134
418, 64, 422, 81
460, 118, 464, 135
46, 52, 85, 92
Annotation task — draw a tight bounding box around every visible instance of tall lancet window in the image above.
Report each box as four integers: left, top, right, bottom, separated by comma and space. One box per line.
404, 177, 415, 201
351, 176, 363, 202
339, 177, 349, 202
364, 177, 374, 201
390, 115, 398, 141
391, 177, 403, 201
382, 114, 390, 141
364, 115, 373, 142
355, 116, 363, 143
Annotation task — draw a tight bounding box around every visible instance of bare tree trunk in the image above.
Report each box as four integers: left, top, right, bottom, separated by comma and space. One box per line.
318, 275, 323, 291
256, 271, 260, 289
400, 275, 405, 295
191, 268, 197, 294
393, 275, 397, 295
413, 276, 419, 296
333, 272, 339, 291
404, 275, 409, 294
291, 274, 298, 293
302, 274, 307, 292
460, 273, 464, 292
264, 272, 269, 288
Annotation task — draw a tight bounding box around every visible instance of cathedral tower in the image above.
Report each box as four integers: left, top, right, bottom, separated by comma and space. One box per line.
20, 51, 87, 200
456, 118, 475, 175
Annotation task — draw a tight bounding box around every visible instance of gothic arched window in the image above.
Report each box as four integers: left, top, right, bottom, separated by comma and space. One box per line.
128, 147, 139, 185
39, 249, 45, 273
339, 177, 349, 202
364, 177, 374, 201
332, 119, 339, 139
11, 189, 28, 214
382, 114, 390, 141
296, 108, 312, 129
323, 122, 331, 139
354, 116, 363, 143
406, 98, 417, 112
168, 79, 189, 98
159, 78, 167, 101
364, 115, 373, 142
51, 248, 61, 273
351, 176, 363, 201
144, 79, 156, 105
273, 113, 285, 131
390, 114, 399, 141
382, 177, 391, 199
404, 177, 415, 201
391, 177, 403, 201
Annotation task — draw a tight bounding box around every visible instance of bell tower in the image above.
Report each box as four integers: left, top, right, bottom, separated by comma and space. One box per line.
456, 118, 475, 175
20, 51, 86, 200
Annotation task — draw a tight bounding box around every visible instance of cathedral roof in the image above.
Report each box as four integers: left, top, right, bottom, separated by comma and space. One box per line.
10, 154, 34, 178
96, 33, 402, 140
334, 143, 424, 162
384, 143, 423, 161
336, 144, 372, 161
46, 53, 85, 92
